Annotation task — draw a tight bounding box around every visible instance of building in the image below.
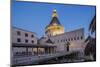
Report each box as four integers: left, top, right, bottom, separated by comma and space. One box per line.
45, 10, 64, 37
50, 28, 85, 52
11, 27, 56, 57
12, 9, 85, 56
12, 27, 38, 44
12, 27, 38, 56
11, 9, 85, 65
40, 9, 85, 54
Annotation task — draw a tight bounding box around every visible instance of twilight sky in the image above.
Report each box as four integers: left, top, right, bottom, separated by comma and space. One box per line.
12, 0, 96, 38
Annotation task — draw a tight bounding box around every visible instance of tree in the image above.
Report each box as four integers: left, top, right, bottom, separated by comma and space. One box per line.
85, 36, 96, 60
84, 15, 96, 61
89, 15, 96, 34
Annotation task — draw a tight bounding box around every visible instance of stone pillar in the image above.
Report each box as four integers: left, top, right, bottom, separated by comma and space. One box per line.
50, 47, 52, 54
51, 47, 53, 54
45, 48, 48, 54
37, 47, 38, 56
50, 47, 53, 54
31, 48, 33, 55
43, 48, 45, 55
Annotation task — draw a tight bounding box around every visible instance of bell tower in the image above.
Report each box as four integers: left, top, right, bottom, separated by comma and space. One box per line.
45, 9, 64, 37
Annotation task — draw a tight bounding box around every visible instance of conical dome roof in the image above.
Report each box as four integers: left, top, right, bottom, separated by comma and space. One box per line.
46, 9, 61, 28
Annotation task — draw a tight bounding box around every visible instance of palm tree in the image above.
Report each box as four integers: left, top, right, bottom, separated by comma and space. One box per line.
84, 15, 96, 61
84, 36, 96, 60
89, 15, 96, 34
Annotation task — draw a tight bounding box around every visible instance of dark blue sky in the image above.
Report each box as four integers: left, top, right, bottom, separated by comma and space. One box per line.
12, 1, 96, 38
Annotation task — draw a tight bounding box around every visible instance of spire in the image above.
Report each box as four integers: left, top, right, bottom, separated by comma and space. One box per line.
45, 9, 61, 29
52, 9, 58, 17
45, 9, 65, 36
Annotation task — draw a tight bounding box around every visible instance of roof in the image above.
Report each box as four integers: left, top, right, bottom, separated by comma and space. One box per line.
45, 17, 61, 29
12, 26, 37, 35
46, 39, 54, 44
45, 10, 62, 28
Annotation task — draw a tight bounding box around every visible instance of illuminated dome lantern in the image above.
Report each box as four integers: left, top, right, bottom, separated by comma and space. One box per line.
45, 9, 65, 37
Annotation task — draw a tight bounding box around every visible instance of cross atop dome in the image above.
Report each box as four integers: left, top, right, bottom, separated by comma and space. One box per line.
52, 9, 58, 17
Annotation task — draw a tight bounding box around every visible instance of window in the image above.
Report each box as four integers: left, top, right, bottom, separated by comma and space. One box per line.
58, 40, 59, 43
68, 38, 70, 41
65, 39, 66, 42
57, 27, 60, 29
74, 37, 76, 40
17, 31, 21, 35
25, 33, 28, 37
17, 38, 21, 42
25, 39, 28, 43
31, 34, 34, 38
81, 36, 83, 40
61, 40, 63, 42
63, 39, 65, 42
66, 39, 67, 41
31, 40, 34, 43
77, 37, 79, 40
71, 38, 73, 41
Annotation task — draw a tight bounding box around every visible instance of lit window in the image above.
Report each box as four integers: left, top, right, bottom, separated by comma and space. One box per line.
57, 27, 60, 29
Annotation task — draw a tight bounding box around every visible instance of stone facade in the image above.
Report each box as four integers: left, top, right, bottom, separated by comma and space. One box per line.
40, 28, 85, 53
12, 27, 38, 44
12, 27, 56, 56
11, 27, 38, 55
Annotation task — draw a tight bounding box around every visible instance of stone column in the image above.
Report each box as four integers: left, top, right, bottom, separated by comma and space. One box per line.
31, 48, 33, 55
43, 48, 45, 54
37, 47, 38, 56
45, 48, 47, 54
50, 47, 52, 54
